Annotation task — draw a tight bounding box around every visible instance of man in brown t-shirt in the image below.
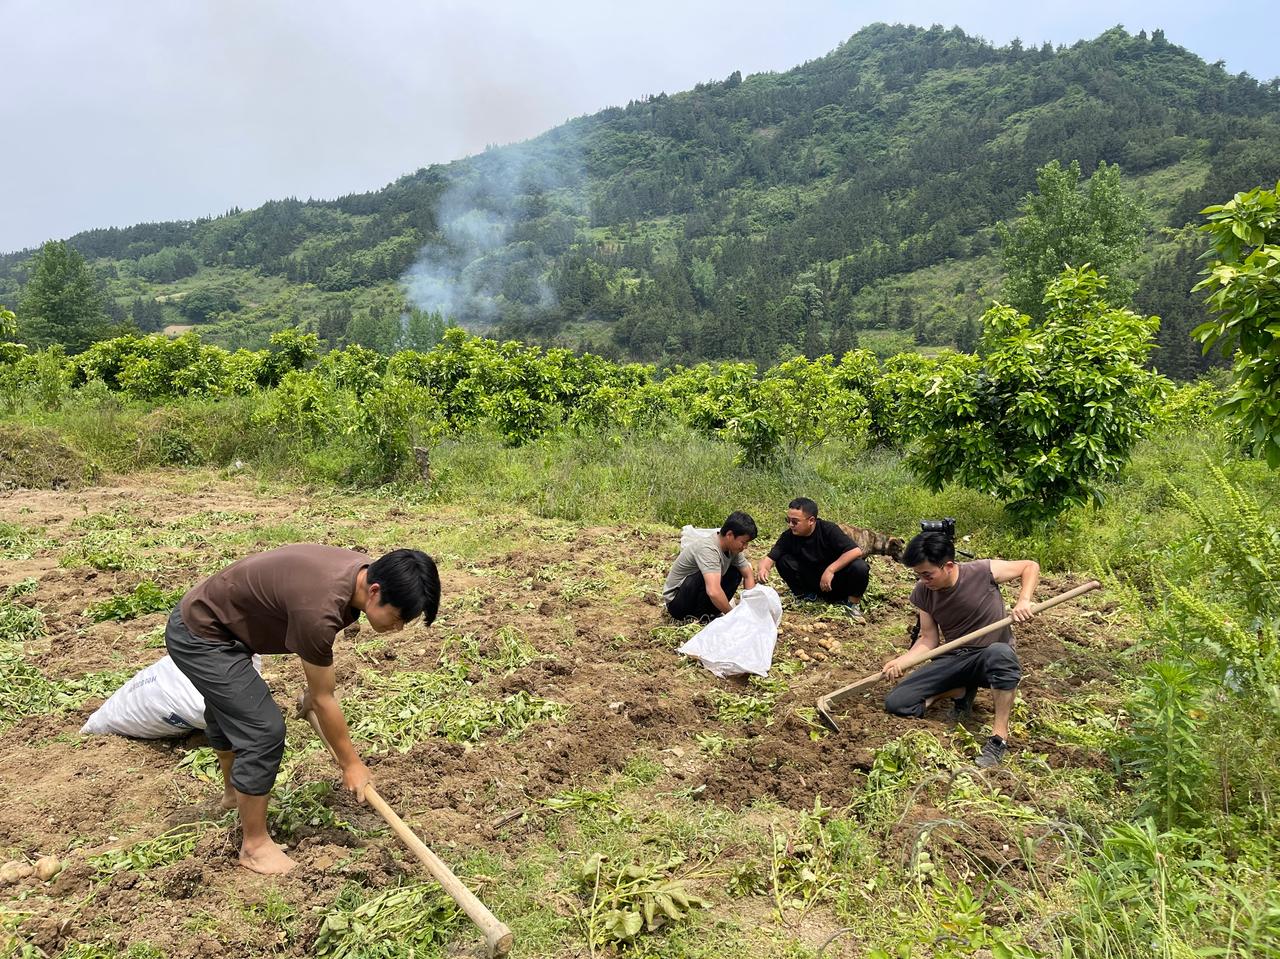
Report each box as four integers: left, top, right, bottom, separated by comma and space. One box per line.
881, 531, 1039, 768
166, 544, 440, 875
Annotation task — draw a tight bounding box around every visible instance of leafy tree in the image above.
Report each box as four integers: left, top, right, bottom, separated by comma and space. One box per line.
1193, 182, 1280, 466
997, 160, 1145, 320
0, 306, 15, 340
17, 241, 110, 352
910, 267, 1161, 523
178, 284, 240, 321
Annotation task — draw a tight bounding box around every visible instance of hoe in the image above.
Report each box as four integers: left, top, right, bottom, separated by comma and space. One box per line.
815, 580, 1102, 733
299, 697, 514, 957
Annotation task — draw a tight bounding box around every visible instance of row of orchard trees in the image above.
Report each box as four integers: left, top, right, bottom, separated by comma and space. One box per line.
2, 266, 1204, 524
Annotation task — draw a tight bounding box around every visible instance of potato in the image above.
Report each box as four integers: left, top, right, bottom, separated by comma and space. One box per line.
0, 860, 30, 885
34, 855, 61, 881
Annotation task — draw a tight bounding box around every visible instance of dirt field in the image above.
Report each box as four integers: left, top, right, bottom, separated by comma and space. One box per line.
0, 472, 1129, 958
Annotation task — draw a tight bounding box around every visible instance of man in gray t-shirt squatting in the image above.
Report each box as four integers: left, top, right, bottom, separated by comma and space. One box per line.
663, 512, 758, 620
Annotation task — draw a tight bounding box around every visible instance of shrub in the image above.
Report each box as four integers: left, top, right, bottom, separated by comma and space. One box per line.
909, 267, 1161, 523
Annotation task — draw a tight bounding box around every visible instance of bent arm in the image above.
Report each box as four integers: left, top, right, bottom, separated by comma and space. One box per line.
990, 558, 1040, 621
826, 546, 863, 575
883, 609, 939, 678
702, 571, 731, 614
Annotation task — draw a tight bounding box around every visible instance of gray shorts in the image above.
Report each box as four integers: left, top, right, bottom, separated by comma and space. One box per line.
164, 606, 285, 796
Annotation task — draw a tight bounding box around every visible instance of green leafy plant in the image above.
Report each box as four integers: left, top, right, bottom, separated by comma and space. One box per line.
0, 523, 51, 561
1194, 181, 1280, 467
712, 690, 775, 725
314, 882, 461, 959
86, 580, 185, 622
0, 595, 43, 644
90, 821, 223, 874
575, 852, 710, 955
268, 781, 352, 838
910, 267, 1161, 522
345, 668, 567, 751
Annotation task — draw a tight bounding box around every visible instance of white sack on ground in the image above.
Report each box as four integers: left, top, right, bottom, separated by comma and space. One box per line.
679, 525, 720, 550
678, 585, 783, 678
81, 653, 263, 738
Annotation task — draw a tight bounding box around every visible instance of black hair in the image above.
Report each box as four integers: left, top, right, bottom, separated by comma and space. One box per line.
367, 549, 441, 625
902, 531, 955, 567
720, 511, 758, 540
788, 497, 818, 517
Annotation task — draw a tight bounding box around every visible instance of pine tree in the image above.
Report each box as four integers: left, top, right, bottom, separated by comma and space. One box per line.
18, 241, 109, 352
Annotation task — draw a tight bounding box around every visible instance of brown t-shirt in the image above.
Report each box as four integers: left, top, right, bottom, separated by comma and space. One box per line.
180, 544, 367, 667
909, 559, 1013, 649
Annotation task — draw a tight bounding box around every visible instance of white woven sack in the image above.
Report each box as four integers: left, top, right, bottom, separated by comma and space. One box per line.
81, 653, 263, 739
679, 525, 719, 551
677, 585, 783, 678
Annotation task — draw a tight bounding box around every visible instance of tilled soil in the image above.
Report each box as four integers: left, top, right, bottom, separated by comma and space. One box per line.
0, 472, 1128, 958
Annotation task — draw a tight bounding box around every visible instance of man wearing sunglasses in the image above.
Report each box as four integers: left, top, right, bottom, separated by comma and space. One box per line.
756, 497, 867, 622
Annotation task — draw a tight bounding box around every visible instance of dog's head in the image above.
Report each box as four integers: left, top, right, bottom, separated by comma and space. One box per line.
885, 536, 906, 563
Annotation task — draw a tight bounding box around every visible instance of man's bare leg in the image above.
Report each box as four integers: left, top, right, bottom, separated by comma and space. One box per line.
215, 750, 236, 811
924, 686, 966, 710
991, 688, 1015, 740
237, 792, 295, 875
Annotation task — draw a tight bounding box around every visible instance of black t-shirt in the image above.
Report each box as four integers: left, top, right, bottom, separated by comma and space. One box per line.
767, 519, 856, 570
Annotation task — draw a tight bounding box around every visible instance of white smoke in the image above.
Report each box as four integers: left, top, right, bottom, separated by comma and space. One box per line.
400, 141, 580, 329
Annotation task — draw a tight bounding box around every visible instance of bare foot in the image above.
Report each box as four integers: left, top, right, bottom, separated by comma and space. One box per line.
219, 791, 237, 811
239, 841, 296, 875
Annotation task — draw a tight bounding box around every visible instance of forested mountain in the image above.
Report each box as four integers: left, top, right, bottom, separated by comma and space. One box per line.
2, 23, 1277, 374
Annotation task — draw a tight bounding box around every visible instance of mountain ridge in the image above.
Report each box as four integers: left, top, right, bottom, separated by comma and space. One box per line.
2, 23, 1278, 376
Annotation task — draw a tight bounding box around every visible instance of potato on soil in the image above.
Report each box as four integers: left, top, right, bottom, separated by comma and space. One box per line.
34, 856, 61, 881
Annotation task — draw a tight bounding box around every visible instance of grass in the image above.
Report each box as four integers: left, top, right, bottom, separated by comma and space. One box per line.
0, 406, 1276, 958
344, 667, 568, 752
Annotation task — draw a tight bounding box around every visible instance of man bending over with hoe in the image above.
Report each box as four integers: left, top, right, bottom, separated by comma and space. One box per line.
882, 531, 1038, 769
165, 545, 440, 874
757, 497, 868, 622
663, 512, 758, 621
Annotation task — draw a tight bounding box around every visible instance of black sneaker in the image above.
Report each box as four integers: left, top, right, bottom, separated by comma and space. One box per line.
976, 735, 1008, 769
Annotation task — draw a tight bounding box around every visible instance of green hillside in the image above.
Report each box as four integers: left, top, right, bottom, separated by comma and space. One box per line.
2, 23, 1277, 375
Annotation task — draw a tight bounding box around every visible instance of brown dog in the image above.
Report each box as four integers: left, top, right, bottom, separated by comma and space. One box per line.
838, 524, 906, 563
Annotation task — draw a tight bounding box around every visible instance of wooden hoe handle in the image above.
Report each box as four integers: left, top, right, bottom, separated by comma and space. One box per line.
300, 705, 514, 957
819, 579, 1102, 712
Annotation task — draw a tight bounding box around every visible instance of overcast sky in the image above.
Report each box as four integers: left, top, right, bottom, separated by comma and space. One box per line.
1, 0, 1274, 254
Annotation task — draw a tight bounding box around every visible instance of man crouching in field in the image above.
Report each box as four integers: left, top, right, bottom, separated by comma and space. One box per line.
882, 531, 1038, 769
662, 512, 757, 621
165, 545, 440, 874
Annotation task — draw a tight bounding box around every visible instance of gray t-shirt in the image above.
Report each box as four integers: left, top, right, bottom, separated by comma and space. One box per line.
662, 533, 749, 603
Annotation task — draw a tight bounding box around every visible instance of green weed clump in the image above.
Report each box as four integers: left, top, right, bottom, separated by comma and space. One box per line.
267, 781, 353, 838
314, 882, 461, 959
574, 852, 710, 955
86, 580, 186, 622
90, 820, 224, 875
0, 522, 51, 561
0, 592, 43, 644
345, 669, 567, 752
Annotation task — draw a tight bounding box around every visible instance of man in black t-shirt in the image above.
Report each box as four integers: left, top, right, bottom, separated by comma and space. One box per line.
757, 497, 868, 621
